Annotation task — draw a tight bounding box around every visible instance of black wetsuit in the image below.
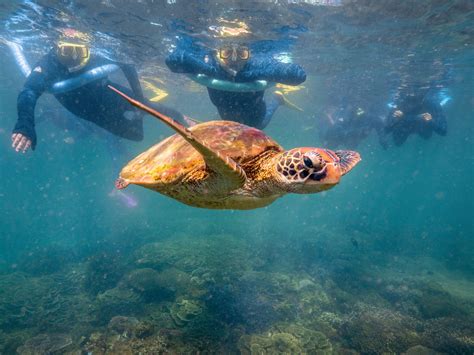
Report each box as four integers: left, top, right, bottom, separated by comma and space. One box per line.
13, 50, 184, 149
385, 92, 447, 146
166, 39, 306, 129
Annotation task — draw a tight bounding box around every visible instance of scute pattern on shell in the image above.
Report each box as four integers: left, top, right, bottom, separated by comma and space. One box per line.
120, 121, 282, 185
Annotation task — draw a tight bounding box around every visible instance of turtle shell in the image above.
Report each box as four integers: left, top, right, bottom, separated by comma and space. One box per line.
120, 120, 283, 186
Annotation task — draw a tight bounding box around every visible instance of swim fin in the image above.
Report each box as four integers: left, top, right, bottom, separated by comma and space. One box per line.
141, 79, 169, 102
274, 90, 304, 112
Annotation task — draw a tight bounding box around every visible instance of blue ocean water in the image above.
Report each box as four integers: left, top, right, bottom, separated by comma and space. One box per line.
0, 1, 473, 353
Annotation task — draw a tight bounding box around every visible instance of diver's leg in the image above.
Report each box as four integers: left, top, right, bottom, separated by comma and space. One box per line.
377, 128, 390, 150
83, 108, 143, 141
208, 89, 267, 127
429, 103, 448, 136
384, 108, 403, 132
91, 83, 144, 141
374, 119, 389, 149
260, 93, 282, 129
418, 125, 433, 140
393, 128, 409, 146
422, 94, 448, 136
216, 106, 234, 121
243, 102, 267, 129
259, 90, 304, 129
97, 112, 144, 141
433, 113, 448, 136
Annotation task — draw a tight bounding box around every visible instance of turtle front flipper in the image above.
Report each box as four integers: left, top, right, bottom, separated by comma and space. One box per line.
108, 85, 247, 189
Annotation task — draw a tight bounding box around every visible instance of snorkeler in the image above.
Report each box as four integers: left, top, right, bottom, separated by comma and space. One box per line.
383, 88, 448, 146
320, 103, 387, 149
11, 28, 185, 153
166, 38, 306, 129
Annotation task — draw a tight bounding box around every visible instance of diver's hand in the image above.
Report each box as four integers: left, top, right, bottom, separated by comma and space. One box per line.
420, 112, 432, 122
393, 110, 404, 118
11, 133, 32, 153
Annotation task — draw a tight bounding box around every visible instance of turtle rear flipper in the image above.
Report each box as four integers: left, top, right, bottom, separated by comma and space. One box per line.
115, 177, 130, 190
335, 150, 361, 175
109, 85, 247, 189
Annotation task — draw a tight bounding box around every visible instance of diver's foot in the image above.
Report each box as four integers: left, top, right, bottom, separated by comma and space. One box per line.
274, 91, 304, 112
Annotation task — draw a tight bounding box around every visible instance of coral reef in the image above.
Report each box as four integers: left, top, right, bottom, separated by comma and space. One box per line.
122, 268, 174, 302
133, 234, 256, 285
83, 251, 127, 295
0, 269, 94, 332
170, 298, 204, 327
238, 323, 332, 355
15, 246, 73, 276
96, 286, 142, 323
107, 316, 139, 335
339, 303, 421, 354
380, 279, 469, 319
84, 325, 167, 355
0, 232, 472, 354
414, 281, 468, 319
420, 317, 474, 354
16, 333, 73, 355
402, 345, 441, 355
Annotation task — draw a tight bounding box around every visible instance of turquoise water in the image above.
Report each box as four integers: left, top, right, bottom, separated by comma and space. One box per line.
0, 1, 473, 353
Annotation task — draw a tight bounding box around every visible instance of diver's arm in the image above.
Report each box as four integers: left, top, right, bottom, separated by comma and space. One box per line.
425, 97, 447, 135
165, 49, 218, 77
384, 113, 395, 133
237, 58, 306, 85
117, 63, 145, 101
13, 58, 50, 150
432, 112, 447, 136
372, 116, 390, 149
94, 55, 144, 101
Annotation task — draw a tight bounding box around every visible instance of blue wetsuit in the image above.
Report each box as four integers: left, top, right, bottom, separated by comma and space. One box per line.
166, 39, 306, 129
13, 50, 184, 149
384, 90, 447, 146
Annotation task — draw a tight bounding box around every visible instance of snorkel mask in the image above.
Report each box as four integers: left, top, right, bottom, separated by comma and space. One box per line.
56, 29, 91, 72
216, 43, 250, 77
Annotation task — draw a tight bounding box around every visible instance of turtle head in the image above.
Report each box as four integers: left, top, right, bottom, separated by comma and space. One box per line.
275, 148, 361, 193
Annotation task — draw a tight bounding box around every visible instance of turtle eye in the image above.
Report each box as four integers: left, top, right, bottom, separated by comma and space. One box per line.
303, 156, 313, 168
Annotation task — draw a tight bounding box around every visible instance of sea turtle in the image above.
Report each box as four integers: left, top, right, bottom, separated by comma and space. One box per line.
110, 86, 361, 210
